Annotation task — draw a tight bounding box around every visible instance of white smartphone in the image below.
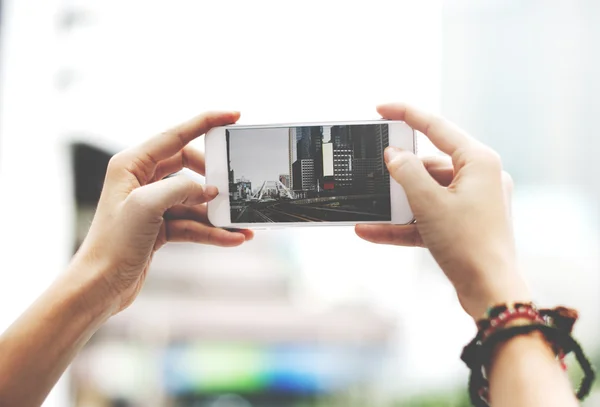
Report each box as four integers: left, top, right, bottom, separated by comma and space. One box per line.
205, 120, 415, 229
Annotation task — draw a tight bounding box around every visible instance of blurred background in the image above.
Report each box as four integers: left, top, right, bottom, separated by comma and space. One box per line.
0, 1, 599, 406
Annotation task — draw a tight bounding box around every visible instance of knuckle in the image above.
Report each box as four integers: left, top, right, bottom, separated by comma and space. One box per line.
183, 223, 196, 241
125, 156, 149, 177
484, 148, 502, 168
388, 152, 418, 176
411, 230, 423, 247
206, 228, 217, 245
387, 225, 423, 248
459, 145, 502, 171
172, 131, 187, 151
111, 150, 154, 184
180, 148, 189, 168
176, 175, 198, 192
107, 151, 128, 172
203, 113, 217, 128
475, 147, 502, 168
424, 115, 446, 137
451, 147, 470, 168
184, 177, 204, 198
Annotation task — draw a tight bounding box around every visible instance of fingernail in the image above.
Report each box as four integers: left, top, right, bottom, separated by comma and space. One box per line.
204, 185, 218, 197
384, 146, 404, 163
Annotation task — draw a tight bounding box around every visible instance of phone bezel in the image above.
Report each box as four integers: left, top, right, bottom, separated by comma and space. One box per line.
205, 120, 415, 228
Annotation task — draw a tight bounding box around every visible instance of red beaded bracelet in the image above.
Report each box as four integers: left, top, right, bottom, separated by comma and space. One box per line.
480, 305, 568, 371
461, 303, 595, 407
482, 306, 545, 339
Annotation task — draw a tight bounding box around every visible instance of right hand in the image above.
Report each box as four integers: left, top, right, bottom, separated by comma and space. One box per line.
355, 103, 530, 320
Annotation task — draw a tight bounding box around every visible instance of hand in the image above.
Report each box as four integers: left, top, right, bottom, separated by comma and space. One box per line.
74, 111, 253, 314
355, 103, 530, 319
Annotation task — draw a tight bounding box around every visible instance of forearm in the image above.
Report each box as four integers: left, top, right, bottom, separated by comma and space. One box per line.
489, 331, 578, 407
0, 259, 113, 407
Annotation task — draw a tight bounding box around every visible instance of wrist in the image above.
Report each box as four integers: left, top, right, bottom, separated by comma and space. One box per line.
63, 250, 120, 324
487, 329, 565, 393
461, 275, 531, 321
489, 324, 550, 365
462, 303, 590, 407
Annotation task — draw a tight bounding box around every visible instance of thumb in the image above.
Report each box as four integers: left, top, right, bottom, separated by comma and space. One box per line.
385, 147, 443, 210
126, 175, 218, 217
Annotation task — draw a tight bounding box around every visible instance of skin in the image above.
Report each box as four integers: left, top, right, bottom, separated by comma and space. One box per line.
355, 103, 578, 407
0, 106, 579, 407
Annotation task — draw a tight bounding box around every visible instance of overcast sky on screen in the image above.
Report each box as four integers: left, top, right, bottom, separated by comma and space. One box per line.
228, 128, 290, 188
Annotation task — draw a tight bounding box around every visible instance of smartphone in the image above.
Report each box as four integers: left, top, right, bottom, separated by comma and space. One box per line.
205, 120, 415, 229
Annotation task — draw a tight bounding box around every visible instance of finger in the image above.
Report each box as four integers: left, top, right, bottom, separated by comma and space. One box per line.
126, 175, 218, 217
422, 156, 454, 187
227, 228, 255, 241
107, 111, 239, 186
377, 103, 476, 156
165, 204, 254, 241
165, 203, 210, 222
139, 111, 239, 163
124, 111, 239, 181
153, 146, 205, 181
355, 223, 424, 247
165, 219, 246, 247
385, 147, 443, 213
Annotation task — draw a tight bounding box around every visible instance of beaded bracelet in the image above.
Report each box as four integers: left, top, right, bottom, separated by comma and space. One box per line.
476, 303, 570, 370
461, 303, 596, 407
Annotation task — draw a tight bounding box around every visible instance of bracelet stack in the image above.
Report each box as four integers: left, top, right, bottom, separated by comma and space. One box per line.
460, 302, 596, 407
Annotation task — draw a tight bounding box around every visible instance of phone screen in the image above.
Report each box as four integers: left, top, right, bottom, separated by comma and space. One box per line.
226, 123, 391, 223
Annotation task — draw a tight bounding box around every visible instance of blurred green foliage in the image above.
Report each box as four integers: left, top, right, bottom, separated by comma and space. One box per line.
395, 391, 471, 407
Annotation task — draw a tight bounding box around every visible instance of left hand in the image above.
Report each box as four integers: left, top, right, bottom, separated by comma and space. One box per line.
74, 111, 253, 314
